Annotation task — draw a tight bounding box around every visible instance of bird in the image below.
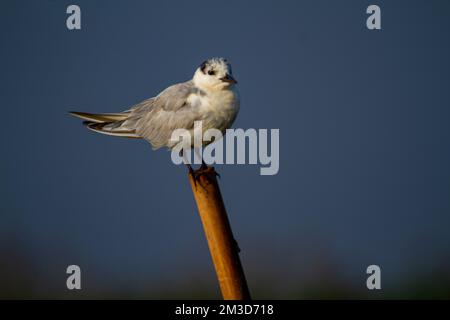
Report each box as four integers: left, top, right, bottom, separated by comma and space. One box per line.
70, 57, 240, 173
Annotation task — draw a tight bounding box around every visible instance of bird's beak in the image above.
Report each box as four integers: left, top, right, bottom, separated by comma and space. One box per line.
221, 74, 237, 84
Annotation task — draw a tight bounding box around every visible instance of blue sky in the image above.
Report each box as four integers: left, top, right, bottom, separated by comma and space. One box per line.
1, 0, 450, 298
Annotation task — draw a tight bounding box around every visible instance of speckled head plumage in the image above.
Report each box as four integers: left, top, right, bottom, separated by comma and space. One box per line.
194, 57, 237, 90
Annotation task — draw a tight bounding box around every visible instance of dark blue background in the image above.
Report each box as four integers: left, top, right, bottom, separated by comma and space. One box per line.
1, 0, 449, 298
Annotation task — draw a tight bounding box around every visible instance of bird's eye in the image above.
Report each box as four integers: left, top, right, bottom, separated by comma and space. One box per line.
208, 70, 215, 76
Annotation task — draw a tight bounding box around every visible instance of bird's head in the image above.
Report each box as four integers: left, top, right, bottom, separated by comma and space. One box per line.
193, 57, 237, 91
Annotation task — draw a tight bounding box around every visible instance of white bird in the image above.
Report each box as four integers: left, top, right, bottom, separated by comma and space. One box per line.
70, 57, 240, 171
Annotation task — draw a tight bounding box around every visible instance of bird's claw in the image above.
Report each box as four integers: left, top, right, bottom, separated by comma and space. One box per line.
189, 164, 220, 189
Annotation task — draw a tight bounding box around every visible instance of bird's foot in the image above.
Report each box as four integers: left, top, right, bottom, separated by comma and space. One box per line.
189, 164, 220, 189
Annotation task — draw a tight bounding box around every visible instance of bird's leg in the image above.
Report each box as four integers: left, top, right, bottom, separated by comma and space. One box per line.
191, 162, 220, 188
193, 147, 207, 169
182, 148, 203, 187
183, 148, 219, 187
200, 159, 208, 170
186, 163, 195, 175
194, 147, 220, 178
192, 162, 220, 185
200, 159, 220, 179
181, 149, 195, 176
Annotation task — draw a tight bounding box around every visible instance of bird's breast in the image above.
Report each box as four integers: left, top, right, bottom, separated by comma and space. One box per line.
199, 89, 240, 132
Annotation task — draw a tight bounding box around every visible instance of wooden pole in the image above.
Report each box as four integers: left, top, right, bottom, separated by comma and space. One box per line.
189, 166, 251, 300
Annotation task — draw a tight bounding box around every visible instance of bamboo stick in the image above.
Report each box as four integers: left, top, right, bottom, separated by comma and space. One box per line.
189, 166, 251, 300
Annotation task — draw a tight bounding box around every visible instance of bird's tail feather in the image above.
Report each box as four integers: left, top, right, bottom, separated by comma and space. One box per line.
84, 121, 140, 138
69, 111, 129, 123
70, 111, 140, 139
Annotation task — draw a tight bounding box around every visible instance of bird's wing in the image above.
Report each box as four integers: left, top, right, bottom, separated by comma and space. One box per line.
123, 81, 203, 149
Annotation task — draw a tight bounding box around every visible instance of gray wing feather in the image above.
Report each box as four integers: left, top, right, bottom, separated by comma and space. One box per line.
119, 81, 203, 149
